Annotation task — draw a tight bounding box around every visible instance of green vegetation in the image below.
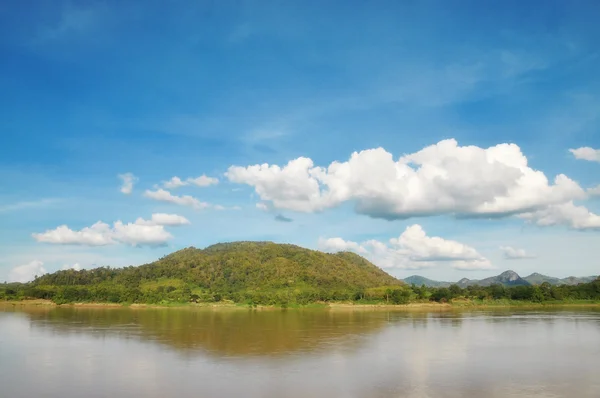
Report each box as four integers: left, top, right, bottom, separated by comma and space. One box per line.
409, 280, 600, 304
1, 241, 599, 307
1, 242, 406, 306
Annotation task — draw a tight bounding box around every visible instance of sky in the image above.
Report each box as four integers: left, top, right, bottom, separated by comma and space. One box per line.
1, 0, 599, 283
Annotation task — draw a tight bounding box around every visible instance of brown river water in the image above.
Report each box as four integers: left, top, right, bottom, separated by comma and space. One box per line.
1, 305, 599, 398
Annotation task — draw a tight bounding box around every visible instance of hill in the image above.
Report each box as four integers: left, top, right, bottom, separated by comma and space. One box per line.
464, 270, 530, 287
404, 270, 598, 287
403, 275, 451, 288
404, 271, 530, 287
29, 241, 404, 305
554, 275, 597, 285
523, 273, 561, 285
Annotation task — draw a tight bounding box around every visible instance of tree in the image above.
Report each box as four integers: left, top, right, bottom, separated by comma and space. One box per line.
490, 284, 507, 300
431, 288, 451, 302
449, 284, 463, 298
531, 286, 544, 303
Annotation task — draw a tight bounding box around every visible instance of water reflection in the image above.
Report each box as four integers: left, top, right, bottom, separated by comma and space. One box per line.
1, 305, 599, 398
6, 306, 399, 356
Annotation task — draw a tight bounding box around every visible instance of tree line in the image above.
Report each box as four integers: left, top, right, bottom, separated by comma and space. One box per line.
2, 277, 599, 306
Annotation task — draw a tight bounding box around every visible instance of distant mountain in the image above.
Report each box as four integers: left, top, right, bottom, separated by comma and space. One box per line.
556, 275, 597, 285
403, 275, 451, 288
522, 273, 598, 286
456, 278, 472, 288
450, 271, 530, 287
476, 270, 530, 287
523, 273, 561, 285
403, 270, 597, 288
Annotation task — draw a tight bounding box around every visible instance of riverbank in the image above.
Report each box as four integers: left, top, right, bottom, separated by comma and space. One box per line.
2, 299, 600, 311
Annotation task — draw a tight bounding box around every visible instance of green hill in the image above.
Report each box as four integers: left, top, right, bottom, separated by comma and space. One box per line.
403, 275, 451, 287
29, 241, 404, 305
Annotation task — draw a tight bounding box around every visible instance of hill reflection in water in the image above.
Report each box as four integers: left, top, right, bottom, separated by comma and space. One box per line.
2, 305, 600, 398
13, 306, 411, 357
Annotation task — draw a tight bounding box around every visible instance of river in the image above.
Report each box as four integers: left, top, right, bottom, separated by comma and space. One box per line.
1, 305, 599, 397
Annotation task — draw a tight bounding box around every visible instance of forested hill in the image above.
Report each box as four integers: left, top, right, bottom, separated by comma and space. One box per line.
29, 241, 403, 304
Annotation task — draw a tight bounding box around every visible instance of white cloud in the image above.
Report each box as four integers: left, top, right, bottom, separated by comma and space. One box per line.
520, 202, 600, 230
9, 260, 47, 283
61, 263, 82, 271
318, 237, 368, 254
163, 176, 187, 189
319, 224, 493, 271
588, 185, 600, 197
31, 214, 189, 247
216, 205, 244, 211
135, 213, 190, 226
569, 147, 600, 162
111, 221, 172, 246
500, 246, 535, 260
118, 173, 137, 195
162, 175, 219, 189
227, 139, 586, 220
33, 222, 115, 246
187, 175, 219, 187
143, 189, 209, 209
227, 157, 324, 213
210, 205, 239, 211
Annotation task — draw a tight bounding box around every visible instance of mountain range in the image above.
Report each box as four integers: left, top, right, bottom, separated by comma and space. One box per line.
403, 271, 597, 288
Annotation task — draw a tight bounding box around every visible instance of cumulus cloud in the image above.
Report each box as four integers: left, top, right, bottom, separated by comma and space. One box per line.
569, 147, 600, 162
500, 246, 535, 260
135, 213, 190, 226
226, 139, 586, 220
188, 175, 219, 187
61, 263, 82, 271
520, 202, 600, 230
118, 173, 137, 195
162, 175, 219, 189
9, 260, 47, 283
144, 189, 209, 209
110, 221, 173, 246
318, 237, 368, 254
33, 222, 115, 246
163, 176, 187, 189
32, 213, 190, 247
588, 185, 600, 197
319, 224, 493, 270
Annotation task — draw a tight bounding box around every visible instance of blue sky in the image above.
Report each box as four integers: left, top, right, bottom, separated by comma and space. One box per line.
1, 0, 599, 282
